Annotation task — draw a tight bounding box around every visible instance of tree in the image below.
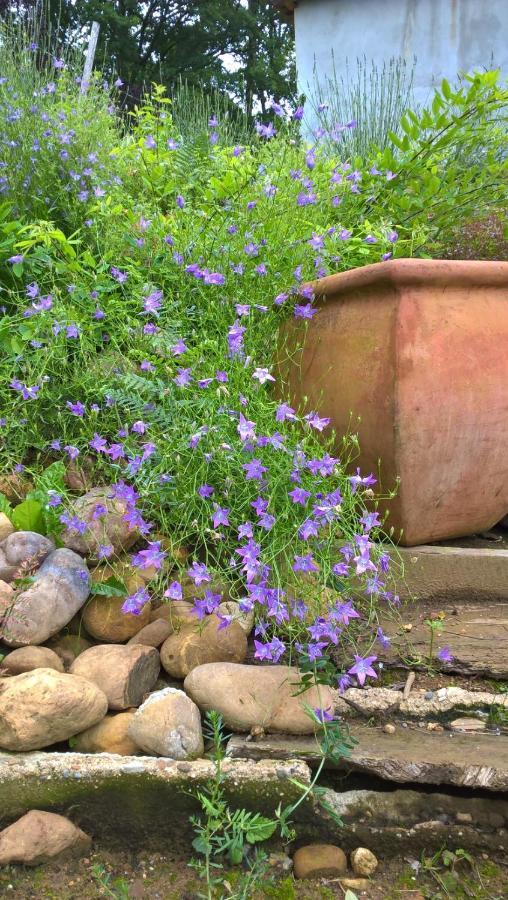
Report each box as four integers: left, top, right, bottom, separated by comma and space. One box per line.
2, 0, 296, 115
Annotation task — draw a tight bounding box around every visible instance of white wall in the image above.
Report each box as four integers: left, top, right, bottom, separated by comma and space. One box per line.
295, 0, 508, 128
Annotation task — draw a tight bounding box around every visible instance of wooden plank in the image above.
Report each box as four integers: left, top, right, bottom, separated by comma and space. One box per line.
379, 602, 508, 677
227, 724, 508, 791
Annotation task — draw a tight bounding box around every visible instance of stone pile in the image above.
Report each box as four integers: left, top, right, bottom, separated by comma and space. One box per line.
0, 488, 332, 761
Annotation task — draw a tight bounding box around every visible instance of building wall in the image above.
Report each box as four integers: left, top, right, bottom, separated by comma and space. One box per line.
295, 0, 508, 126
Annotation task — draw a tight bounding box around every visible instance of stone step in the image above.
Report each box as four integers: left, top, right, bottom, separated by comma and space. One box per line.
0, 752, 311, 842
2, 751, 507, 857
379, 601, 508, 677
227, 723, 508, 791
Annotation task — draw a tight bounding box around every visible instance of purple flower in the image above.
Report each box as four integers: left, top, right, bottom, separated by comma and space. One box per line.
252, 368, 275, 385
131, 541, 167, 571
293, 105, 304, 121
337, 674, 352, 694
164, 581, 183, 600
142, 289, 163, 315
122, 587, 149, 615
348, 654, 378, 687
203, 271, 225, 286
276, 402, 296, 423
8, 254, 24, 264
187, 561, 211, 586
227, 321, 246, 358
293, 553, 318, 573
437, 646, 454, 663
349, 468, 377, 493
170, 339, 187, 356
212, 505, 230, 528
313, 707, 334, 724
289, 487, 311, 506
144, 135, 156, 150
256, 122, 276, 139
198, 484, 214, 499
111, 266, 128, 284
176, 194, 185, 208
88, 432, 108, 453
66, 400, 85, 417
304, 412, 330, 431
294, 303, 317, 320
97, 544, 114, 560
243, 459, 267, 481
174, 367, 192, 387
238, 413, 256, 442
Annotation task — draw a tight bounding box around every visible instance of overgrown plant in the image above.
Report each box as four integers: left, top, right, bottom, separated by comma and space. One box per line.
189, 708, 357, 900
0, 24, 506, 688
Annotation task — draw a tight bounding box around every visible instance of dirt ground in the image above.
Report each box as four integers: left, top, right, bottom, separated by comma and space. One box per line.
0, 846, 507, 900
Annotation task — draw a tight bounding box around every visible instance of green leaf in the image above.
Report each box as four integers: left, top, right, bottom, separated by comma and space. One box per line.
0, 492, 13, 520
245, 815, 277, 844
441, 78, 452, 99
191, 835, 210, 855
89, 576, 128, 598
11, 499, 44, 534
344, 892, 359, 900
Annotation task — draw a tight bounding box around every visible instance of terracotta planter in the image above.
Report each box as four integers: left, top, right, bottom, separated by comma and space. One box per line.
279, 259, 508, 546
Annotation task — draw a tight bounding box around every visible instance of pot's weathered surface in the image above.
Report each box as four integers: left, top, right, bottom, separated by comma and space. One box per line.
279, 259, 508, 545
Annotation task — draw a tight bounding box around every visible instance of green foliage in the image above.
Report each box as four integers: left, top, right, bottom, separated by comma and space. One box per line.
10, 498, 44, 533
89, 576, 128, 598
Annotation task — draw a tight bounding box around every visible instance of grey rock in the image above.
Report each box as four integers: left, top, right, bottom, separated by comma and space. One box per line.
1, 573, 89, 648
37, 548, 90, 601
128, 688, 204, 759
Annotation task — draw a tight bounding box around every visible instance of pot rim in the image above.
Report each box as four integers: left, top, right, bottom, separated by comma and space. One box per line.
307, 258, 508, 302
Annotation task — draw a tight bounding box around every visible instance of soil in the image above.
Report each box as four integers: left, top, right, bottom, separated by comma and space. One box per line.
0, 847, 506, 899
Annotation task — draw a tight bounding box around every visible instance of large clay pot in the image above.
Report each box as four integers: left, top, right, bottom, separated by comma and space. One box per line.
279, 259, 508, 546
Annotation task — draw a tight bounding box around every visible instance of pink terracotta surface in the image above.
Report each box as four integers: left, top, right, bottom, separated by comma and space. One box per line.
279, 259, 508, 546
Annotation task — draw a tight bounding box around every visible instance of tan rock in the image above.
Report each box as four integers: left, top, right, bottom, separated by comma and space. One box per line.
127, 619, 172, 648
449, 717, 486, 732
217, 600, 255, 635
90, 557, 151, 593
0, 472, 32, 502
1, 646, 64, 675
82, 594, 151, 642
351, 847, 378, 876
0, 810, 91, 866
0, 513, 14, 542
128, 687, 204, 759
70, 644, 160, 709
184, 663, 335, 734
72, 711, 140, 755
339, 878, 371, 890
293, 844, 347, 879
161, 615, 247, 679
0, 668, 108, 750
149, 600, 198, 631
383, 723, 396, 734
61, 486, 139, 557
